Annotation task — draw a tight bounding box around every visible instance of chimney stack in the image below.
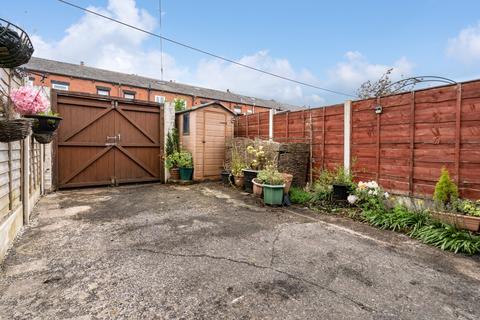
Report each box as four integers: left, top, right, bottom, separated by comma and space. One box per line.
80, 61, 84, 66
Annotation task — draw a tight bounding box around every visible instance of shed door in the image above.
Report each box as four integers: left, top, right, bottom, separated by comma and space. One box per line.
203, 111, 226, 179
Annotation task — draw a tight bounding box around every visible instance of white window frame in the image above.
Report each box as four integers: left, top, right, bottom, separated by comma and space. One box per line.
124, 92, 135, 100
97, 88, 110, 96
51, 81, 69, 91
155, 95, 166, 104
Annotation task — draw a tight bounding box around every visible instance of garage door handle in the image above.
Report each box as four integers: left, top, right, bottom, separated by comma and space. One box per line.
106, 135, 117, 146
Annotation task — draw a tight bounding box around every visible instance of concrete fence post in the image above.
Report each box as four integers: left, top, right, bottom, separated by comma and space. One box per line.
268, 109, 274, 141
164, 102, 175, 182
22, 136, 30, 225
344, 100, 352, 173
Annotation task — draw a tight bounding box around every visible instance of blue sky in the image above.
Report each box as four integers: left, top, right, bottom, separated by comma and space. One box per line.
3, 0, 480, 105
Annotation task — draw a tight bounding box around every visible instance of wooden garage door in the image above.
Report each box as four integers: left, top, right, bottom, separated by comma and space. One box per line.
55, 91, 163, 188
203, 111, 226, 178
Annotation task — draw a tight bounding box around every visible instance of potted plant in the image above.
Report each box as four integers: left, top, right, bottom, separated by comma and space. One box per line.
258, 166, 285, 206
221, 162, 231, 186
242, 144, 267, 193
177, 150, 193, 181
165, 129, 180, 180
331, 165, 354, 201
430, 168, 480, 232
252, 178, 264, 197
282, 173, 293, 194
231, 146, 246, 188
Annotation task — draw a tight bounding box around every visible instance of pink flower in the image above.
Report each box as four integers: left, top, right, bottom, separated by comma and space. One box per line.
10, 87, 49, 115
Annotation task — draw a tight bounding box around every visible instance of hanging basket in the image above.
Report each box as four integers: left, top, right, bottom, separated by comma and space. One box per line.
33, 132, 55, 144
0, 18, 34, 68
25, 114, 62, 133
0, 118, 32, 142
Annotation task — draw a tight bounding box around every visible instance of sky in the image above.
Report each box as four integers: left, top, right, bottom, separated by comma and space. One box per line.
3, 0, 480, 106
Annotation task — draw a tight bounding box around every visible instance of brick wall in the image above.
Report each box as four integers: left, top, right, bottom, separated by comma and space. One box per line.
32, 74, 271, 114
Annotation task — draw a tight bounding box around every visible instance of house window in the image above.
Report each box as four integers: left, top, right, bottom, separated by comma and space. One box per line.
51, 81, 69, 91
183, 113, 190, 135
246, 109, 253, 114
233, 106, 242, 114
155, 95, 166, 104
26, 77, 35, 86
96, 87, 110, 96
123, 91, 135, 99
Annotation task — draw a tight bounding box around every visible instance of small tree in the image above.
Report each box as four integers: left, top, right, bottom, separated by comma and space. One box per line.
356, 68, 407, 99
434, 167, 458, 206
174, 98, 186, 112
166, 128, 179, 157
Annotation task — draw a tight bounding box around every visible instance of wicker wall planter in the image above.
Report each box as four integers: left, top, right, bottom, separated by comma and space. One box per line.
431, 211, 480, 232
0, 18, 34, 68
0, 118, 32, 142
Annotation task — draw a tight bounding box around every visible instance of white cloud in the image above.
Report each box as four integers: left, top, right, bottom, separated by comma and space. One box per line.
447, 22, 480, 63
31, 0, 187, 80
327, 51, 413, 93
192, 50, 323, 105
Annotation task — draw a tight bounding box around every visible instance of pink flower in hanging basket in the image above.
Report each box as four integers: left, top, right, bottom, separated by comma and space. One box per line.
10, 86, 49, 115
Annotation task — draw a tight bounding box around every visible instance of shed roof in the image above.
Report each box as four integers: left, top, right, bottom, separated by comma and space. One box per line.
175, 101, 235, 115
23, 57, 302, 111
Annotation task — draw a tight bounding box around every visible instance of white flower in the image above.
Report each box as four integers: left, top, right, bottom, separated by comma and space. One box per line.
347, 195, 357, 204
384, 192, 390, 199
368, 190, 373, 195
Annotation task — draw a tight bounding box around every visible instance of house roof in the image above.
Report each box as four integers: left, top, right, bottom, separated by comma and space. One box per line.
175, 101, 235, 115
23, 57, 302, 111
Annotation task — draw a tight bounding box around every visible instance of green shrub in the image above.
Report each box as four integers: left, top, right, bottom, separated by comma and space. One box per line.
166, 128, 180, 157
290, 187, 312, 204
411, 222, 480, 255
257, 166, 284, 185
453, 199, 480, 217
434, 167, 458, 206
362, 205, 429, 233
175, 150, 193, 168
312, 169, 334, 202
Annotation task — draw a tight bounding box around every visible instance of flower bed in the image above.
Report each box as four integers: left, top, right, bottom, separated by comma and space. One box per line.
284, 165, 480, 255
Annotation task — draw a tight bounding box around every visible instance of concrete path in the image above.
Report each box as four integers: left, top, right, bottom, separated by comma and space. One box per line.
0, 183, 479, 319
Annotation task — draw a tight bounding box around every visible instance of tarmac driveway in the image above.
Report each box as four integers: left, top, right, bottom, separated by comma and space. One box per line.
0, 183, 479, 320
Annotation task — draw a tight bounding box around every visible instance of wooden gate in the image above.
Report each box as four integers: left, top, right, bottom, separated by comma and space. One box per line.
54, 91, 164, 189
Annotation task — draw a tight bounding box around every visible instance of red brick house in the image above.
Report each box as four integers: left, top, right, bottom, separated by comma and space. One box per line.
23, 57, 297, 114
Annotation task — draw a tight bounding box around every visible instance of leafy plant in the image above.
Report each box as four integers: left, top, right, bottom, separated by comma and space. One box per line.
174, 98, 186, 112
331, 165, 354, 188
433, 167, 458, 206
231, 146, 246, 177
176, 150, 193, 168
355, 180, 388, 212
257, 166, 284, 185
411, 222, 480, 255
312, 169, 334, 202
166, 128, 180, 157
453, 199, 480, 217
246, 144, 267, 170
290, 187, 312, 205
362, 205, 429, 233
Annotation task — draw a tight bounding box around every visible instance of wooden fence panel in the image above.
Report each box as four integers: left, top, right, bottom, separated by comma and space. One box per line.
234, 81, 480, 199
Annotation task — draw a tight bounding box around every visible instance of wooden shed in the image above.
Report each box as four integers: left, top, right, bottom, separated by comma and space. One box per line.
176, 102, 235, 181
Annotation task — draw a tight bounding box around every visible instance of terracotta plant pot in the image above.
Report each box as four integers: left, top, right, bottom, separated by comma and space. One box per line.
282, 173, 293, 194
169, 168, 180, 180
234, 175, 244, 188
252, 178, 263, 197
431, 211, 480, 232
